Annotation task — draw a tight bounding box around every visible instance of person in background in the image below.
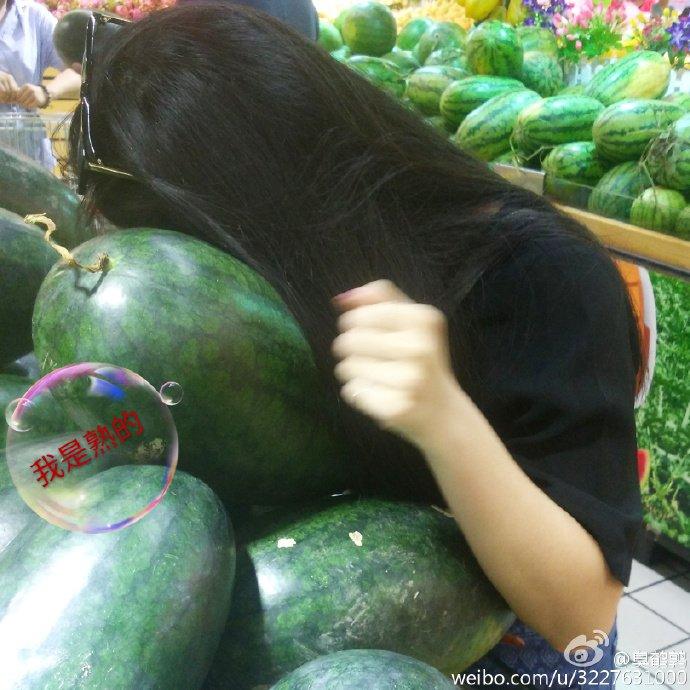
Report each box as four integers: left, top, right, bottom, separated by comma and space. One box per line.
176, 0, 319, 39
0, 0, 81, 168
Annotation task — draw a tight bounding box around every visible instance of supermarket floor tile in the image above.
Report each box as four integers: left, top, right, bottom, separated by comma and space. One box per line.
616, 596, 687, 655
630, 577, 690, 634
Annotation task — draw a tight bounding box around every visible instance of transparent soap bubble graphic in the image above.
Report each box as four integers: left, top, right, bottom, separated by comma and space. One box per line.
5, 397, 35, 433
159, 381, 183, 406
5, 363, 179, 533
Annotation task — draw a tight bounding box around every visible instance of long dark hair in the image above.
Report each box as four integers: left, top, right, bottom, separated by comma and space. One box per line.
70, 3, 640, 503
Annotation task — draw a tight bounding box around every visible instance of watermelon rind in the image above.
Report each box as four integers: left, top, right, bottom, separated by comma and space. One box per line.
584, 51, 671, 106
588, 161, 652, 222
341, 1, 397, 57
455, 89, 541, 161
270, 649, 456, 689
592, 99, 684, 163
630, 186, 686, 234
466, 21, 523, 80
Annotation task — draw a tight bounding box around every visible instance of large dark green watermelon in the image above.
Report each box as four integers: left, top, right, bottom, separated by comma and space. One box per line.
0, 209, 56, 366
205, 497, 514, 689
0, 465, 235, 689
32, 229, 348, 507
0, 146, 90, 249
271, 649, 456, 689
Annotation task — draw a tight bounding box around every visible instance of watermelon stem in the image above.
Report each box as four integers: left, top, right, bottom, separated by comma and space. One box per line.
24, 213, 109, 273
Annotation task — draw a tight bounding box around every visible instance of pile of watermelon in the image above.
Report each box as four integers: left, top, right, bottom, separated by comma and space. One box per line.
0, 142, 514, 688
321, 2, 690, 241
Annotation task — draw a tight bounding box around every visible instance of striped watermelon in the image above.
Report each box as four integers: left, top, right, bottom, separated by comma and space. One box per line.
544, 176, 593, 209
414, 21, 467, 64
513, 95, 605, 155
347, 55, 406, 97
406, 65, 470, 115
584, 51, 671, 106
592, 99, 684, 163
588, 161, 652, 222
425, 115, 455, 135
425, 47, 467, 70
516, 26, 558, 58
646, 113, 690, 192
330, 46, 352, 62
439, 76, 524, 129
558, 84, 586, 96
381, 49, 420, 74
455, 89, 541, 161
318, 20, 343, 52
396, 17, 435, 50
630, 187, 686, 233
674, 206, 690, 240
466, 21, 523, 79
341, 2, 397, 57
664, 93, 690, 112
542, 141, 610, 185
520, 51, 564, 97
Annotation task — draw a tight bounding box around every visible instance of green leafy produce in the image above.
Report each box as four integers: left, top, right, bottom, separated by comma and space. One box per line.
318, 19, 343, 52
584, 51, 671, 106
637, 274, 690, 548
0, 209, 56, 365
592, 99, 684, 163
206, 498, 513, 689
466, 21, 523, 79
32, 229, 348, 507
520, 51, 564, 97
588, 161, 652, 222
630, 187, 686, 234
271, 650, 455, 689
0, 466, 236, 689
341, 1, 397, 57
455, 89, 540, 161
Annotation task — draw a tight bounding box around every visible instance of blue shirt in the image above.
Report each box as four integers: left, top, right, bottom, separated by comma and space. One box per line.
0, 0, 65, 167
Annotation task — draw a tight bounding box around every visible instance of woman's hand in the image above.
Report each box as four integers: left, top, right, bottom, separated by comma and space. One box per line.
15, 84, 49, 110
332, 280, 465, 450
0, 71, 18, 104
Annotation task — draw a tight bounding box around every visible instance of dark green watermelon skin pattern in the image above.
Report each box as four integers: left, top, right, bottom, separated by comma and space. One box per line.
0, 209, 56, 365
0, 146, 91, 249
32, 229, 348, 507
205, 498, 514, 689
0, 466, 235, 690
271, 649, 456, 689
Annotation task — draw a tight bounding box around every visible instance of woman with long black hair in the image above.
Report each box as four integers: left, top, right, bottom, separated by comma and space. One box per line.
71, 5, 642, 687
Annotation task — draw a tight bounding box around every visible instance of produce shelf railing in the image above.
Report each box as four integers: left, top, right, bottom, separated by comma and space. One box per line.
494, 164, 690, 280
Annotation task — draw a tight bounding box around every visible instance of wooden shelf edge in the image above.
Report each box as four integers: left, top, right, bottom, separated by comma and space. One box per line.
556, 204, 690, 278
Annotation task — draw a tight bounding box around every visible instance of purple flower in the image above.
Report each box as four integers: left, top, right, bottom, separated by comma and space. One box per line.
668, 16, 690, 53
